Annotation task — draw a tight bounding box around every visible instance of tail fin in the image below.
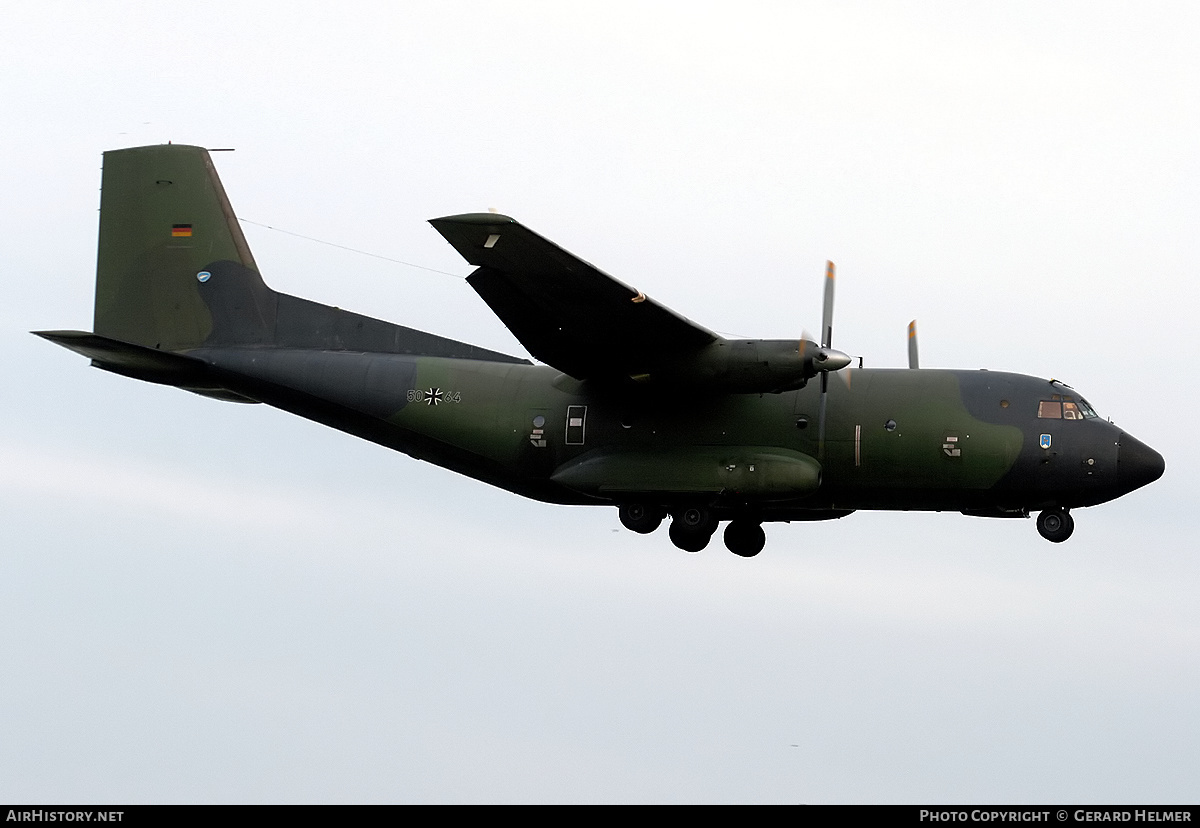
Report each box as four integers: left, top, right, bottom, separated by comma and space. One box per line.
43, 144, 528, 376
94, 144, 267, 351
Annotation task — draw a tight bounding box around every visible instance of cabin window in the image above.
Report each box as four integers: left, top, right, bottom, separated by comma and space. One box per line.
1038, 401, 1062, 419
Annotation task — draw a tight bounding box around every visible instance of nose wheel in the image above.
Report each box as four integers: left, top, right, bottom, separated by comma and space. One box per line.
1036, 508, 1075, 543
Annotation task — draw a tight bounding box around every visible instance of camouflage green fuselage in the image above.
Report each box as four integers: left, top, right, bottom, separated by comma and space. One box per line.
190, 346, 1137, 521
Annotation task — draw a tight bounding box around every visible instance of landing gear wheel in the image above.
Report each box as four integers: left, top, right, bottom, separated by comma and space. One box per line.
618, 504, 665, 534
1036, 508, 1075, 543
669, 520, 712, 552
676, 506, 718, 535
723, 520, 766, 557
668, 507, 717, 553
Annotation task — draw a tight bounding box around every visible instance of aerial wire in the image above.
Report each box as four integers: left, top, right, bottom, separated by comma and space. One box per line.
238, 218, 465, 279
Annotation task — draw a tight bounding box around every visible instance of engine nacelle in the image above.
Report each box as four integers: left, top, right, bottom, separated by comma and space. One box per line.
643, 338, 850, 393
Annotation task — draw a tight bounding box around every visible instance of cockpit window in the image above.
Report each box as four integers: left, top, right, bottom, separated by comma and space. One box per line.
1038, 397, 1098, 420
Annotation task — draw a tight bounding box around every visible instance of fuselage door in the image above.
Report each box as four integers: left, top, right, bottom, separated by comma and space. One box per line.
566, 404, 587, 445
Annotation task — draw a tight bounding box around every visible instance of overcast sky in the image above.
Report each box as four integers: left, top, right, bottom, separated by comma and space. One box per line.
2, 1, 1197, 804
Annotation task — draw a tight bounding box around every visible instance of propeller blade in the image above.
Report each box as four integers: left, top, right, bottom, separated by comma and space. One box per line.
799, 327, 813, 364
818, 261, 836, 459
821, 261, 835, 349
818, 373, 828, 458
908, 320, 919, 369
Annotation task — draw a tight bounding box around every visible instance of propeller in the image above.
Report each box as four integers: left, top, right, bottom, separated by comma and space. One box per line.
797, 262, 850, 375
794, 261, 849, 458
907, 320, 919, 369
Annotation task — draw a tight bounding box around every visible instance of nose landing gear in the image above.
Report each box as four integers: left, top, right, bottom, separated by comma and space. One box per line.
1036, 507, 1075, 543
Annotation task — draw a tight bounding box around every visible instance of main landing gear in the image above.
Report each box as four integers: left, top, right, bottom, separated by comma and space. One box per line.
618, 504, 766, 557
618, 503, 665, 534
667, 506, 719, 552
1036, 507, 1075, 543
723, 520, 766, 558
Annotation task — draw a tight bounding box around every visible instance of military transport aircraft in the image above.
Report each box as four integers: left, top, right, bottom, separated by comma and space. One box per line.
37, 145, 1164, 557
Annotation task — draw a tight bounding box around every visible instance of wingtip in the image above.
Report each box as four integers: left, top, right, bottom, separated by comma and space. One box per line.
428, 212, 518, 227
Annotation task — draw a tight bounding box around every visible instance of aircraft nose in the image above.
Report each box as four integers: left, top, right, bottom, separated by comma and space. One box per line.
1118, 432, 1165, 493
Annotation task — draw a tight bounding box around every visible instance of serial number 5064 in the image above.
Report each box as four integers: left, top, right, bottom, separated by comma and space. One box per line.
406, 388, 462, 404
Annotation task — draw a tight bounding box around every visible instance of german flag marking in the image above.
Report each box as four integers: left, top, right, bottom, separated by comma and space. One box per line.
171, 224, 193, 237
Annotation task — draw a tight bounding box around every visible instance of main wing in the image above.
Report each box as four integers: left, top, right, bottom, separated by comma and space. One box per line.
429, 213, 718, 381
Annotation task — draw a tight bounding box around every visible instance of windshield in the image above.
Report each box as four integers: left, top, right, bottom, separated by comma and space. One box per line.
1038, 394, 1099, 420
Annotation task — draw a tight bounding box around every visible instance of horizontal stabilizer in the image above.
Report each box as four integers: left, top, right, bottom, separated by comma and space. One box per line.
33, 330, 254, 400
36, 330, 207, 377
